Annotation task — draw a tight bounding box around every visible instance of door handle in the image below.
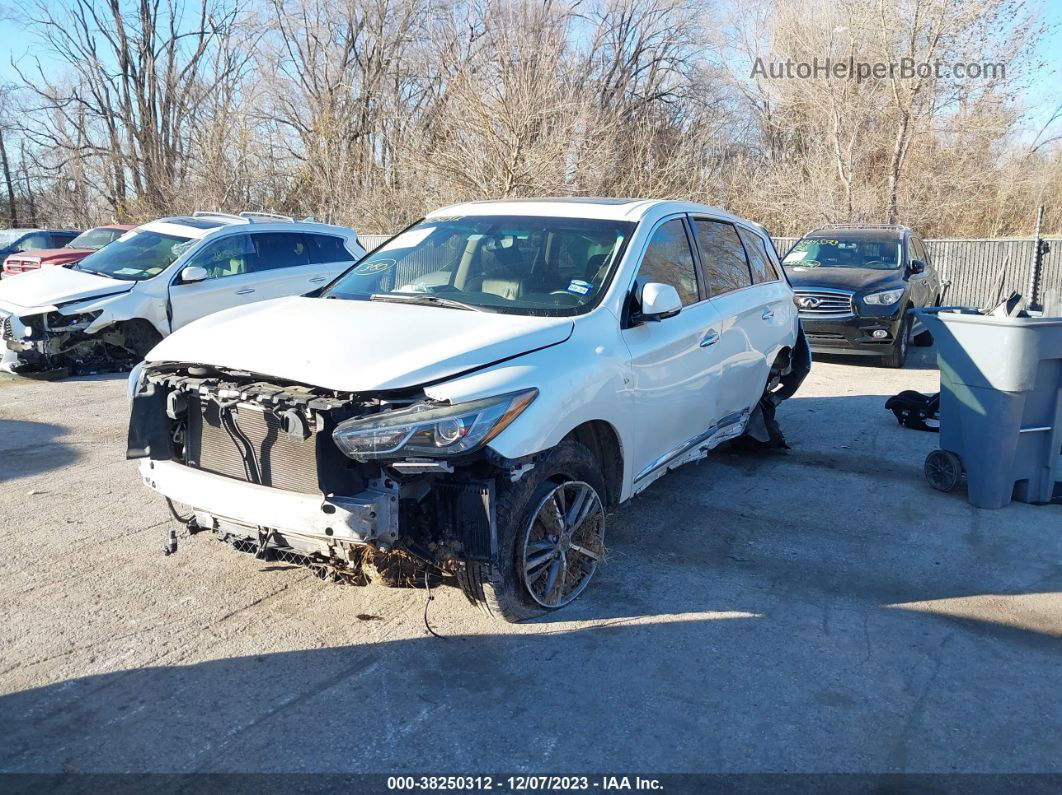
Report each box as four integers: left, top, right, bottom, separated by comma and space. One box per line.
309, 276, 328, 283
761, 308, 774, 321
699, 329, 720, 348
234, 288, 255, 295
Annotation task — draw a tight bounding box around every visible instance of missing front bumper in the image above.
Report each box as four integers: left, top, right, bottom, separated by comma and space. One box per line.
140, 459, 398, 544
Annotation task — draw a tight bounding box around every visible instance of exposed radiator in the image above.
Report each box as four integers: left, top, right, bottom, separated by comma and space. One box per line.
184, 399, 321, 494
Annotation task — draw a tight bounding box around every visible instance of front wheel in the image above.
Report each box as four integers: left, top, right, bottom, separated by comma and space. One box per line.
460, 440, 607, 622
882, 312, 911, 368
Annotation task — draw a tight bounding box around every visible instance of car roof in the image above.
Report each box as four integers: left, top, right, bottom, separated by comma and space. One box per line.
426, 197, 755, 227
1, 228, 76, 234
89, 224, 136, 232
806, 225, 911, 240
134, 215, 357, 241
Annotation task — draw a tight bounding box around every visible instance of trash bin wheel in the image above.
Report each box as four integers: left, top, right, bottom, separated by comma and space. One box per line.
925, 449, 963, 492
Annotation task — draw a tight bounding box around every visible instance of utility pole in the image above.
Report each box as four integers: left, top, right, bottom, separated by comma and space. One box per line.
1027, 204, 1050, 313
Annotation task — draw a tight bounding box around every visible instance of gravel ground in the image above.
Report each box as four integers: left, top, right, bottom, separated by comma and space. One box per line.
0, 348, 1059, 774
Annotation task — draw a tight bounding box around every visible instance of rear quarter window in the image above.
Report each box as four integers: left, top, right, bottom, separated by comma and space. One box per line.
736, 227, 780, 283
306, 234, 355, 264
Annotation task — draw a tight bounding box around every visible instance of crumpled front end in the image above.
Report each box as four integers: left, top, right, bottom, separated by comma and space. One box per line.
0, 304, 153, 376
128, 362, 515, 587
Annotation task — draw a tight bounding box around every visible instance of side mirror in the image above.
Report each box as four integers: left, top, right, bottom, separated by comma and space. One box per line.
639, 282, 682, 321
909, 259, 926, 274
179, 265, 209, 283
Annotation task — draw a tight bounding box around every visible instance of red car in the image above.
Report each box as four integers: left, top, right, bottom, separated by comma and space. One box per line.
2, 224, 135, 276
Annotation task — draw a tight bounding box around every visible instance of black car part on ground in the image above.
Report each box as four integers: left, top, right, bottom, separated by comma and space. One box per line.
885, 390, 940, 432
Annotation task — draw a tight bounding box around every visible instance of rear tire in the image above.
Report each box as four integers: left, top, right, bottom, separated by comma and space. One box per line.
463, 440, 607, 622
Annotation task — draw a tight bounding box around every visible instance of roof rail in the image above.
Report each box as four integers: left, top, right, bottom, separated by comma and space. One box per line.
192, 211, 244, 221
238, 211, 295, 223
192, 210, 297, 224
818, 223, 908, 230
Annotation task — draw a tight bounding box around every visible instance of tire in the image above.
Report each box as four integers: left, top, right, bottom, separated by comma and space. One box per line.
462, 440, 607, 622
119, 320, 164, 360
925, 449, 963, 492
882, 312, 911, 368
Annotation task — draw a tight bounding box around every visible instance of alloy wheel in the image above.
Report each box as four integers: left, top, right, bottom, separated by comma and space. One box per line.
520, 480, 605, 608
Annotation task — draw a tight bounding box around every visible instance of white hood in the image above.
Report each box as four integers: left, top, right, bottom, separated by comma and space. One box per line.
146, 296, 575, 392
0, 266, 132, 313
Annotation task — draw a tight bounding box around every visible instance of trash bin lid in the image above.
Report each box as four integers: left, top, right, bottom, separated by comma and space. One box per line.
916, 310, 1062, 392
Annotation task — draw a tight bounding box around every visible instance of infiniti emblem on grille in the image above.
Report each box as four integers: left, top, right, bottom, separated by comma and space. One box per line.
797, 296, 822, 309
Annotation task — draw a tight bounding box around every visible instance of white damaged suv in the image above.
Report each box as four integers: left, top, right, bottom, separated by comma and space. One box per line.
128, 199, 810, 620
0, 212, 363, 375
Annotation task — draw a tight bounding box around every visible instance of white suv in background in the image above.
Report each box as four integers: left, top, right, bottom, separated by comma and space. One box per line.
0, 212, 364, 375
128, 199, 810, 620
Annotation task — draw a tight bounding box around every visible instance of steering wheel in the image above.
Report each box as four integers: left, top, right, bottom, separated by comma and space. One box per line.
543, 290, 582, 306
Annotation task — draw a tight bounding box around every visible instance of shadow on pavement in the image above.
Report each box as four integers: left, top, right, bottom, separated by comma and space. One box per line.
0, 592, 1058, 774
0, 419, 79, 483
812, 344, 937, 371
2, 379, 1059, 774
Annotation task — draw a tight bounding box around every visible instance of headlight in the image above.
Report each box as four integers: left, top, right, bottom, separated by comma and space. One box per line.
332, 389, 538, 461
863, 288, 905, 306
45, 309, 102, 331
127, 362, 146, 401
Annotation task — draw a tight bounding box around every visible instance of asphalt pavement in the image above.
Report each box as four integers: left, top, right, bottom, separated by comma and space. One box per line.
1, 348, 1059, 774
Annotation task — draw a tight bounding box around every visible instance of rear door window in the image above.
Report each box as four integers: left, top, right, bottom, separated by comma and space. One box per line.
692, 219, 752, 296
252, 232, 311, 272
634, 218, 699, 306
736, 227, 779, 283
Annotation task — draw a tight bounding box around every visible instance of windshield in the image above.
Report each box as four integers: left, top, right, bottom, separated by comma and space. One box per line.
68, 228, 120, 250
783, 237, 902, 270
324, 215, 635, 315
74, 229, 192, 281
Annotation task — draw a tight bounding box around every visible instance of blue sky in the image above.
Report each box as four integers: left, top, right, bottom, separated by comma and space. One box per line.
0, 0, 1059, 138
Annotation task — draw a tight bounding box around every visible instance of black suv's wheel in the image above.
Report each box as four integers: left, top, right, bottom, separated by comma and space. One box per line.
460, 440, 607, 622
883, 312, 911, 368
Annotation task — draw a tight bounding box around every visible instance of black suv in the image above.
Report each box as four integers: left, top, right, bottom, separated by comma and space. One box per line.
781, 224, 941, 367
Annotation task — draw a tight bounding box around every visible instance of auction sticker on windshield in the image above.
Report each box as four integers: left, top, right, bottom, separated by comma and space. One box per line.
354, 258, 396, 274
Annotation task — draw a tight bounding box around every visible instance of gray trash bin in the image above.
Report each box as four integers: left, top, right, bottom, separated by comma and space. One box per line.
915, 309, 1062, 509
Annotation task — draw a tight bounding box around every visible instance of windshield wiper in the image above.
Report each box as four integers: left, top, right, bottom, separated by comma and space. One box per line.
76, 266, 110, 277
370, 293, 490, 312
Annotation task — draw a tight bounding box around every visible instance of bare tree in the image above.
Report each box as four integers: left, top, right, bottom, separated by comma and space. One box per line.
13, 0, 245, 219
